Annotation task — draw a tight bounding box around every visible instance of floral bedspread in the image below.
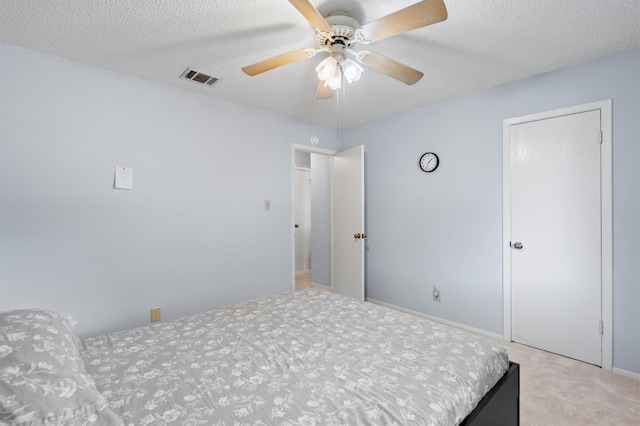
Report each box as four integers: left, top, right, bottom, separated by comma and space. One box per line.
81, 290, 509, 425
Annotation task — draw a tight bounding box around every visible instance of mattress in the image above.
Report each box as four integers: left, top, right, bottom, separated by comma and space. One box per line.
80, 290, 509, 425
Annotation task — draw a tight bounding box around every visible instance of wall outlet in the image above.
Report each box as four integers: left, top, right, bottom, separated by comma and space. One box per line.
150, 307, 161, 322
264, 200, 271, 211
433, 287, 441, 302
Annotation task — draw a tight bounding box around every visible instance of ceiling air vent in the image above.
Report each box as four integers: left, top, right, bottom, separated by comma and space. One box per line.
180, 68, 219, 86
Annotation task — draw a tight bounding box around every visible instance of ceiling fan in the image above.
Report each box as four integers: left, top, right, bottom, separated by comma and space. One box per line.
242, 0, 448, 100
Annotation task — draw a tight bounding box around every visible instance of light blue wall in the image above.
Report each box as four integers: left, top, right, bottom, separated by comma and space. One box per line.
0, 43, 339, 338
341, 49, 640, 374
294, 151, 311, 169
1, 41, 638, 374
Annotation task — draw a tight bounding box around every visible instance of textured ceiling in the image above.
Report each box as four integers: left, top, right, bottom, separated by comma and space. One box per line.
1, 0, 639, 128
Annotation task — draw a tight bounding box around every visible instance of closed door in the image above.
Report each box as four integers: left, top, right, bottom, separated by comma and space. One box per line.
294, 169, 311, 272
510, 110, 602, 366
332, 145, 365, 301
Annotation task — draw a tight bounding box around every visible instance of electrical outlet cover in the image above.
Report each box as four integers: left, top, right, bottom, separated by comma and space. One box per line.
151, 307, 161, 322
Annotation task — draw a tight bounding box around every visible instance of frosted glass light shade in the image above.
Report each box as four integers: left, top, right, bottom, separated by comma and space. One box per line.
316, 56, 338, 81
326, 67, 342, 90
342, 59, 363, 83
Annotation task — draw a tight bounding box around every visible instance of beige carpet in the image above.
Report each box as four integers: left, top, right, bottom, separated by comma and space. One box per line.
499, 341, 640, 425
295, 269, 330, 291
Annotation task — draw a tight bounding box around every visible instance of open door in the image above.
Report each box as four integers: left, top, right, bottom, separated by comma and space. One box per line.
331, 145, 365, 301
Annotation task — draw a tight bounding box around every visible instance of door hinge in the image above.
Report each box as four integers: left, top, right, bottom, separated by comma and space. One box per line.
599, 321, 604, 335
599, 131, 603, 144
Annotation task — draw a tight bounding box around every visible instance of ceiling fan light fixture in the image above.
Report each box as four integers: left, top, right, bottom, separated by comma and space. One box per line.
316, 56, 338, 81
242, 0, 449, 99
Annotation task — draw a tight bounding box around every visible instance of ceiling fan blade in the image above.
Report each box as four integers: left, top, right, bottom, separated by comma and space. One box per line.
356, 0, 447, 44
289, 0, 332, 33
359, 51, 424, 85
242, 50, 313, 76
316, 80, 333, 100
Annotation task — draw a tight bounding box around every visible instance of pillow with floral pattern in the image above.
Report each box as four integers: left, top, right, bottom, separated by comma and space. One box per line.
0, 309, 122, 425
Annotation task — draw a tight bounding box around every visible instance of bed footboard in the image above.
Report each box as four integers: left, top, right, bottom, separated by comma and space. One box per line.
460, 361, 520, 426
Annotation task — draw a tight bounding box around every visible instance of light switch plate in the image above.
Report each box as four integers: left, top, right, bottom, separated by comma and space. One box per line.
114, 167, 133, 189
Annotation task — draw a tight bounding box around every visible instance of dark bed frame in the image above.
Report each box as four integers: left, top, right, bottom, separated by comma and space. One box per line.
460, 362, 520, 426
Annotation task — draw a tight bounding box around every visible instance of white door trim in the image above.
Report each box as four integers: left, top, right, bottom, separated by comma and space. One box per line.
502, 100, 612, 371
291, 144, 337, 291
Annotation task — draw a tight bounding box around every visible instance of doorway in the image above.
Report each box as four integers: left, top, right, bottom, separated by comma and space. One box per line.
294, 167, 311, 274
291, 144, 366, 301
502, 100, 613, 370
293, 147, 334, 291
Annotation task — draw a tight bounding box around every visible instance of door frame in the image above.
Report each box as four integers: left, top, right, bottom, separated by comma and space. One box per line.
291, 144, 337, 290
502, 100, 612, 371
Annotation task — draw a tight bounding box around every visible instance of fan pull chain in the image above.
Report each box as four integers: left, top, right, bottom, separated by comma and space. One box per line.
335, 71, 348, 143
336, 78, 341, 143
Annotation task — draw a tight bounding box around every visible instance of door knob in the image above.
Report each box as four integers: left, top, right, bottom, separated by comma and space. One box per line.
513, 241, 523, 249
294, 224, 299, 228
362, 233, 367, 239
354, 233, 361, 239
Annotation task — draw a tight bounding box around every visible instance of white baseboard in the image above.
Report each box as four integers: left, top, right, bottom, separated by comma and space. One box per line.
366, 297, 504, 341
311, 283, 330, 290
613, 367, 640, 381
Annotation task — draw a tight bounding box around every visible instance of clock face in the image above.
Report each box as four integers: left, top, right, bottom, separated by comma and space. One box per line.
419, 152, 439, 172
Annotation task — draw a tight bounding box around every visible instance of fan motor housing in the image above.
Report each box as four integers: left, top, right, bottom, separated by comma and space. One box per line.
316, 11, 360, 48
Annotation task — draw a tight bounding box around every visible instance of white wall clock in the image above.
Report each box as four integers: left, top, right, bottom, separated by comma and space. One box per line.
419, 152, 439, 172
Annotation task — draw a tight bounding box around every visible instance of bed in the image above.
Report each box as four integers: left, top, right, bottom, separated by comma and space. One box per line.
0, 289, 519, 425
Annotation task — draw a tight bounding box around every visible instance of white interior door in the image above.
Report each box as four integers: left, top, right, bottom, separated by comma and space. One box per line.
332, 145, 365, 301
510, 110, 602, 366
294, 169, 311, 272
